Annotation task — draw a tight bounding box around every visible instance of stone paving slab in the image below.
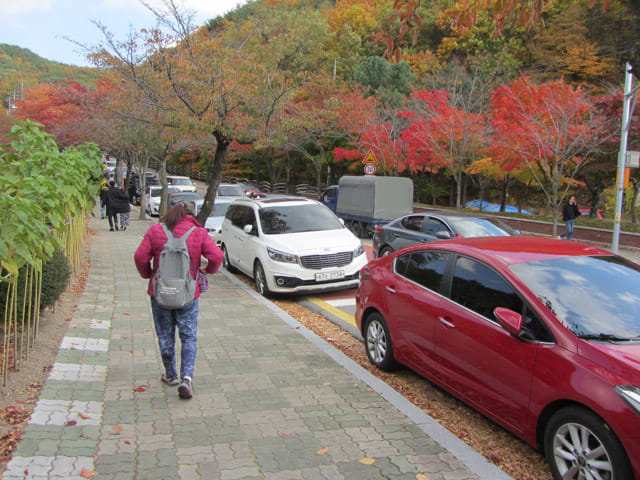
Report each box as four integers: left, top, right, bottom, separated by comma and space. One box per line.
3, 212, 513, 480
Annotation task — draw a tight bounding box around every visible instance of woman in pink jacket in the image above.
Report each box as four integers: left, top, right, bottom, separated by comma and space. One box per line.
134, 203, 223, 399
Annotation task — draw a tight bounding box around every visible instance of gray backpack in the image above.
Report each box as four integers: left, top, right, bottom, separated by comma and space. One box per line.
153, 224, 197, 309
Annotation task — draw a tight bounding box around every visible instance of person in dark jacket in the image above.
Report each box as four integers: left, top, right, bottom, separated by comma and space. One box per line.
99, 182, 109, 219
559, 195, 581, 240
105, 180, 131, 231
134, 203, 223, 399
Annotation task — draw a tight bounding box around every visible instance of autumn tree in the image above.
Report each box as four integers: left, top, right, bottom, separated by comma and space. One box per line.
490, 75, 610, 233
402, 65, 494, 210
278, 75, 378, 190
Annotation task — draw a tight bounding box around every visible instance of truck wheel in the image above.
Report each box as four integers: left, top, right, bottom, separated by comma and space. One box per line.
348, 221, 364, 238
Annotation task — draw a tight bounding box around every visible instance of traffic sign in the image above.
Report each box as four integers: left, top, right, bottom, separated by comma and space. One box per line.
362, 150, 377, 164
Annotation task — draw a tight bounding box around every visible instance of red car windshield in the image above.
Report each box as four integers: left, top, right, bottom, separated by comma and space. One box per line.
509, 255, 640, 340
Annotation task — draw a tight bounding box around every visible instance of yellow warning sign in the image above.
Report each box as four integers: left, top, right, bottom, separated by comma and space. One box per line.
362, 150, 377, 164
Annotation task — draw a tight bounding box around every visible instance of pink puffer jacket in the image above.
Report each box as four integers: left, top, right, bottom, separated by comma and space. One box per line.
134, 215, 223, 298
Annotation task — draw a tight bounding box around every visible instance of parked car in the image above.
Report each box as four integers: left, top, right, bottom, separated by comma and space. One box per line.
356, 236, 640, 480
167, 191, 204, 212
144, 185, 179, 216
220, 196, 367, 296
237, 183, 268, 198
217, 183, 246, 197
166, 175, 196, 193
204, 198, 233, 245
372, 213, 519, 258
579, 208, 606, 219
129, 171, 160, 206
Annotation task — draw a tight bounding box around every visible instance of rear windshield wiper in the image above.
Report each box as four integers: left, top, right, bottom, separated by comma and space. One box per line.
577, 333, 637, 343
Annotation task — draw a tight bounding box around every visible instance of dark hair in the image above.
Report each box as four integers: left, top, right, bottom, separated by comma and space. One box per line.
109, 180, 115, 186
161, 203, 191, 231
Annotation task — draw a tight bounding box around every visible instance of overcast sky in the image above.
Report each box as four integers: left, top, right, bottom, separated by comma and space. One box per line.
0, 0, 248, 66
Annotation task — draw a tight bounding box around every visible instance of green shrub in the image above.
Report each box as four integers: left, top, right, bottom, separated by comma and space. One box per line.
40, 249, 71, 311
0, 249, 70, 323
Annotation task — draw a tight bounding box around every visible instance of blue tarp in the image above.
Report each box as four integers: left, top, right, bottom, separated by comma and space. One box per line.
464, 200, 532, 215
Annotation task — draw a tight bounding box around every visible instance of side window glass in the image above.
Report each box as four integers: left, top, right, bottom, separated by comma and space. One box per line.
396, 251, 450, 292
522, 307, 554, 342
401, 215, 424, 232
394, 254, 409, 276
241, 207, 256, 230
450, 256, 522, 321
424, 219, 449, 236
230, 206, 243, 228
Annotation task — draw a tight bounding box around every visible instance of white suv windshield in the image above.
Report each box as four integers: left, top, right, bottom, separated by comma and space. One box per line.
259, 204, 343, 234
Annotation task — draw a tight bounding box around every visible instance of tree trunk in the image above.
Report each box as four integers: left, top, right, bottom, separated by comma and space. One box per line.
499, 174, 510, 213
196, 132, 229, 225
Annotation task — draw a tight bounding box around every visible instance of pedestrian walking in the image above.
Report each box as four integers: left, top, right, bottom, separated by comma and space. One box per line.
99, 181, 109, 219
559, 195, 581, 240
105, 180, 131, 231
134, 203, 223, 399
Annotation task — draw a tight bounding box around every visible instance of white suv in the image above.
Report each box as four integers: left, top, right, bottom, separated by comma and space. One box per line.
167, 175, 196, 192
220, 196, 367, 296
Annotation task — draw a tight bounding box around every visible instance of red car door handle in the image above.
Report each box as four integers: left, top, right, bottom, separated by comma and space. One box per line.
385, 286, 396, 294
439, 317, 455, 328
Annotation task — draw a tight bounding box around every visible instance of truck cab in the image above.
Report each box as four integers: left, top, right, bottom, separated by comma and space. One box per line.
319, 185, 339, 213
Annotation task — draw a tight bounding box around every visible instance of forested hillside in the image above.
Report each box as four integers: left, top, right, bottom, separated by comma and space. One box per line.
0, 44, 98, 110
3, 0, 640, 224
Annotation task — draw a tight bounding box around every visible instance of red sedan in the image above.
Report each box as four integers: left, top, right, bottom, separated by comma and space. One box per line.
356, 237, 640, 480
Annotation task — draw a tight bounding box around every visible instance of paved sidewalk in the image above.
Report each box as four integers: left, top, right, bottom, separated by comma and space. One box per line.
3, 214, 512, 480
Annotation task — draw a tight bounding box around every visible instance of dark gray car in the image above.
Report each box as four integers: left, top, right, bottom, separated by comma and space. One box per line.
372, 213, 519, 258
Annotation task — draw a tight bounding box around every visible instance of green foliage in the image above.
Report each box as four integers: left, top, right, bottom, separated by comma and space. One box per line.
0, 120, 102, 277
0, 248, 71, 322
40, 249, 71, 310
353, 57, 415, 106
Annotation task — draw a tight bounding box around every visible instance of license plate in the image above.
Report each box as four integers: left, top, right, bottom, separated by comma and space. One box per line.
315, 270, 345, 281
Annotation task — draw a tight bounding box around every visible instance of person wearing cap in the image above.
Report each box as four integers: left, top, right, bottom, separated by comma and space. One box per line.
134, 203, 223, 399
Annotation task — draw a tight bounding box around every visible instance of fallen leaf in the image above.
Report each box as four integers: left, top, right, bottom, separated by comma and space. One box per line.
80, 467, 99, 478
416, 475, 430, 480
113, 425, 123, 433
134, 386, 146, 392
65, 420, 77, 426
316, 447, 329, 455
78, 413, 92, 420
124, 440, 131, 445
359, 457, 376, 465
323, 382, 331, 386
123, 312, 130, 315
282, 432, 292, 436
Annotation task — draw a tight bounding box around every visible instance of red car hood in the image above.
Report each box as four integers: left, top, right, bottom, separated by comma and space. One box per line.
579, 341, 640, 383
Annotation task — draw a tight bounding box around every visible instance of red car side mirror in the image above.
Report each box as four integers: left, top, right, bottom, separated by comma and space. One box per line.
494, 307, 523, 337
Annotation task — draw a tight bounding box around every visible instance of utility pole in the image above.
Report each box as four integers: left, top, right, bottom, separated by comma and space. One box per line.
612, 63, 638, 252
